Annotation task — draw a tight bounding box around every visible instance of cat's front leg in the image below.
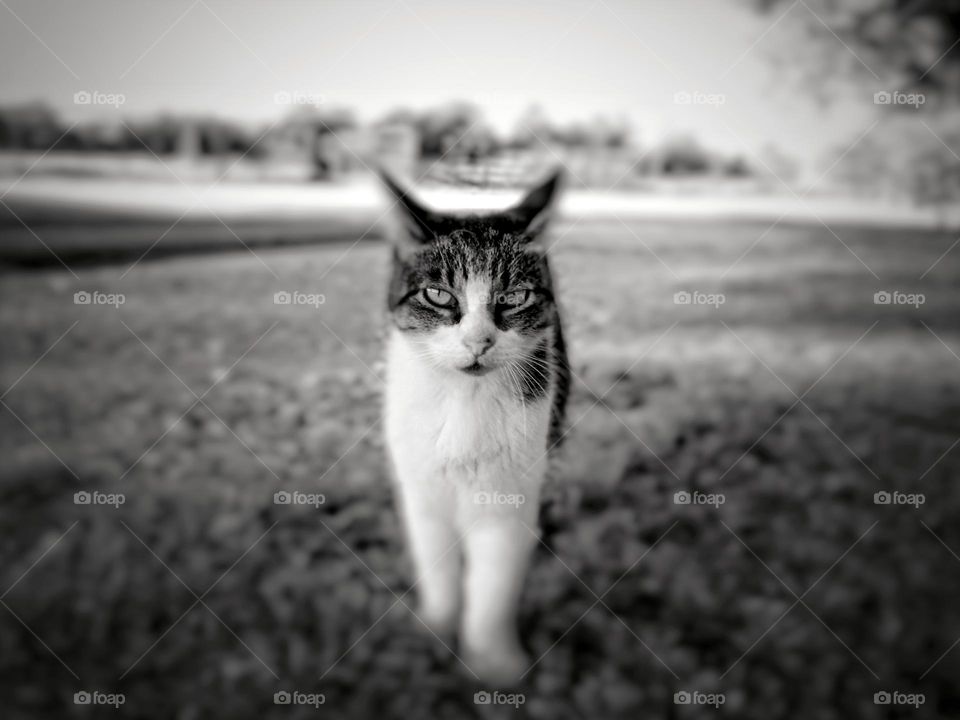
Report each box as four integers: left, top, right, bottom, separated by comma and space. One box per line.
460, 506, 538, 686
397, 487, 462, 639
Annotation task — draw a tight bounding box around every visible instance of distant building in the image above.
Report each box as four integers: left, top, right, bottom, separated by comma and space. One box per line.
264, 108, 367, 180
373, 120, 419, 177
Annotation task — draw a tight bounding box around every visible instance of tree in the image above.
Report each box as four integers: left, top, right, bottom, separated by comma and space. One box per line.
416, 102, 484, 159
824, 135, 892, 197
909, 135, 960, 227
0, 103, 62, 150
753, 0, 960, 102
658, 135, 714, 175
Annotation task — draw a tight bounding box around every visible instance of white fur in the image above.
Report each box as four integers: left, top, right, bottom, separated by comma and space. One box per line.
384, 278, 554, 685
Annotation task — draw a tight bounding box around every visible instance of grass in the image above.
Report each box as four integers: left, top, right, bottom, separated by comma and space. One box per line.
2, 217, 960, 719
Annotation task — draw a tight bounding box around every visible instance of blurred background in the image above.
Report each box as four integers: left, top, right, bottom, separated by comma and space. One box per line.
2, 0, 960, 718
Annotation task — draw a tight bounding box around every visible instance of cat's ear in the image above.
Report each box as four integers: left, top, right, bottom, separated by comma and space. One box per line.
378, 169, 443, 246
505, 168, 564, 240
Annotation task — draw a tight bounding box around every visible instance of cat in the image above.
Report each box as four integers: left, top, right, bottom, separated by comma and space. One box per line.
381, 168, 570, 686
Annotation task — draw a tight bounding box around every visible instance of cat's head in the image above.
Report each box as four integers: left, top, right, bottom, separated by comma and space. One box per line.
382, 170, 564, 381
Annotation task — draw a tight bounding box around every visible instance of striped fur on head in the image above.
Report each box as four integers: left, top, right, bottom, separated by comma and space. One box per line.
381, 169, 571, 443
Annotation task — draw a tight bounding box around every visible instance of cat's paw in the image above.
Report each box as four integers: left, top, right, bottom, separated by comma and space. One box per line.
463, 641, 530, 687
412, 603, 458, 641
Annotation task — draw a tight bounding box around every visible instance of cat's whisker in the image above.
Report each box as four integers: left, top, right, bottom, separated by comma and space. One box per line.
508, 359, 548, 401
511, 353, 553, 389
403, 345, 445, 369
502, 362, 528, 441
514, 360, 558, 394
515, 350, 558, 373
511, 365, 546, 403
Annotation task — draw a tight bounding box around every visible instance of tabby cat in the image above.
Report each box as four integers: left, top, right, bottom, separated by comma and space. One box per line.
382, 169, 569, 685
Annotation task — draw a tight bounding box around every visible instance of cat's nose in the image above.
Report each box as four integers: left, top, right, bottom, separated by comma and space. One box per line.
461, 312, 496, 357
463, 333, 495, 357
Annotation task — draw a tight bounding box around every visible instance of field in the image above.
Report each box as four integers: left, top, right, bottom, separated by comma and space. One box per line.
2, 216, 960, 719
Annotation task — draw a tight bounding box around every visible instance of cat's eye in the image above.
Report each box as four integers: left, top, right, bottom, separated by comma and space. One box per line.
498, 289, 532, 309
423, 287, 457, 308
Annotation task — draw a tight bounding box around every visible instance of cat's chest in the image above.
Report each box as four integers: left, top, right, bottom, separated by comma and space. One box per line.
384, 340, 550, 471
428, 383, 529, 460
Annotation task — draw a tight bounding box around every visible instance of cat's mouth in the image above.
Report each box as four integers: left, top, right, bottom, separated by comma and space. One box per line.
460, 362, 495, 376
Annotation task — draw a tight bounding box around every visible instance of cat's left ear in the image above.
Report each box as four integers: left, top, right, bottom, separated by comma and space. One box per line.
505, 168, 564, 240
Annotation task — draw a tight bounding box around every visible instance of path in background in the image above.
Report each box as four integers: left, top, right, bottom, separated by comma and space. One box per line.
1, 176, 954, 266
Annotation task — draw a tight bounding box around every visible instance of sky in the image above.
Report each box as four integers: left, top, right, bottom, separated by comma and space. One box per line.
0, 0, 879, 172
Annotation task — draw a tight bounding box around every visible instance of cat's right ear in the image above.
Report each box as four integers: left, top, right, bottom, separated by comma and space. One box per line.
378, 169, 442, 247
